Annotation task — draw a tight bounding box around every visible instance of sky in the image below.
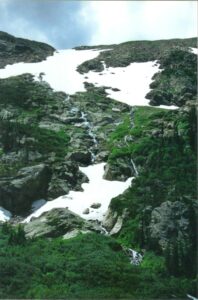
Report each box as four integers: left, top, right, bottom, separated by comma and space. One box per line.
0, 0, 197, 49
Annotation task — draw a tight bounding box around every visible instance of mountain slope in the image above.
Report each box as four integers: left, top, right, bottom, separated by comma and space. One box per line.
0, 33, 197, 299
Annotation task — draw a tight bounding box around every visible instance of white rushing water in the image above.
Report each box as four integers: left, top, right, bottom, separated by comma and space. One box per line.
23, 163, 133, 223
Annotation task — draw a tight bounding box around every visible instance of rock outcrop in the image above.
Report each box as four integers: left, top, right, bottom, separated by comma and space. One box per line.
0, 31, 55, 68
24, 207, 101, 238
149, 201, 192, 251
0, 164, 51, 214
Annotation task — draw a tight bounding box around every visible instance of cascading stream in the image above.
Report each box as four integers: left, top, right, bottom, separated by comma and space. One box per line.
80, 111, 98, 162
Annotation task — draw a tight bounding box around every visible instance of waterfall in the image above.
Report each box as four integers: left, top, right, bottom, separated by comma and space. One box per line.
80, 111, 98, 162
100, 226, 109, 235
130, 158, 139, 176
128, 248, 143, 265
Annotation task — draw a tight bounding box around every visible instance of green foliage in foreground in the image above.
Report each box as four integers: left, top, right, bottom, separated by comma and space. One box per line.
0, 227, 195, 299
108, 104, 196, 279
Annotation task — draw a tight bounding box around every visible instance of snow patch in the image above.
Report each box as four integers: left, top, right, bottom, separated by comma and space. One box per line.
190, 47, 198, 55
23, 163, 133, 223
0, 207, 12, 222
86, 61, 160, 106
0, 49, 103, 95
0, 48, 178, 109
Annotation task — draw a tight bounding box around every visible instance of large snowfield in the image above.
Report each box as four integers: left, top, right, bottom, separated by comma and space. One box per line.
0, 48, 177, 108
0, 46, 196, 222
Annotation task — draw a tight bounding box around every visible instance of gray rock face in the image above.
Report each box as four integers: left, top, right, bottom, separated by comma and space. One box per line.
0, 164, 51, 214
149, 201, 190, 250
24, 207, 101, 238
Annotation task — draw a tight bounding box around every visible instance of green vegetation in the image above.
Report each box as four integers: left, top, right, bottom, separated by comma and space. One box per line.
0, 226, 195, 299
0, 74, 70, 178
0, 74, 63, 108
107, 103, 196, 280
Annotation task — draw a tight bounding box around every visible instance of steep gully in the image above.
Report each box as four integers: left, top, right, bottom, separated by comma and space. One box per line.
79, 107, 142, 265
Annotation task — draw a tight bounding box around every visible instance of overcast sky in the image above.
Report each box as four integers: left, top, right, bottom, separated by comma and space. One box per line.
0, 0, 197, 49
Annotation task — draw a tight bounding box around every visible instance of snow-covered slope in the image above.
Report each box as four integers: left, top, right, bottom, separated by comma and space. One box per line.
0, 48, 177, 108
0, 49, 101, 95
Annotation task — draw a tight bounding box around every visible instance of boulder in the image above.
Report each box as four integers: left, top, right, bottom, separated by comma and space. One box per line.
83, 208, 90, 214
90, 203, 101, 209
0, 164, 51, 214
24, 207, 102, 238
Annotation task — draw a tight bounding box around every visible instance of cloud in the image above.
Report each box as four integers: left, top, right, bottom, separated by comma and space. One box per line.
0, 0, 196, 49
0, 0, 94, 48
80, 1, 197, 45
